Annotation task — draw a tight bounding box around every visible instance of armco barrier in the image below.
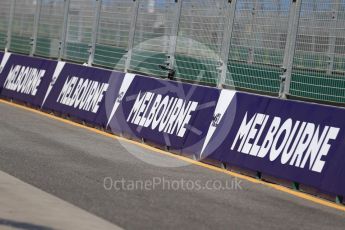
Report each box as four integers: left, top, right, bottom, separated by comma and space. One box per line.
0, 51, 345, 200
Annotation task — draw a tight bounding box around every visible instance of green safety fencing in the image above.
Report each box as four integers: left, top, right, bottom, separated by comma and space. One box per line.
3, 38, 345, 105
0, 32, 6, 50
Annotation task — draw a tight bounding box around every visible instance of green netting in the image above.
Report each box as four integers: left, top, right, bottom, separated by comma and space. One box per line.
34, 0, 64, 59
0, 0, 10, 50
61, 42, 282, 91
9, 35, 31, 54
93, 0, 132, 71
289, 0, 345, 105
0, 32, 6, 50
175, 55, 218, 85
334, 56, 345, 73
35, 37, 52, 58
290, 71, 345, 104
63, 42, 89, 63
228, 62, 281, 94
94, 45, 127, 70
224, 0, 289, 95
130, 51, 167, 77
9, 0, 35, 55
3, 0, 345, 107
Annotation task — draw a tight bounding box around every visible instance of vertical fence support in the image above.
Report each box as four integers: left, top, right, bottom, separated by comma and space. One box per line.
167, 0, 182, 71
6, 0, 16, 52
326, 0, 340, 75
125, 0, 140, 73
59, 0, 71, 60
218, 0, 237, 88
30, 0, 42, 56
88, 0, 102, 66
311, 0, 317, 54
247, 0, 259, 64
280, 0, 302, 98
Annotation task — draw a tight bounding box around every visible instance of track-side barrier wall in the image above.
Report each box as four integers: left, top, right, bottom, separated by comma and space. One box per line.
0, 51, 344, 202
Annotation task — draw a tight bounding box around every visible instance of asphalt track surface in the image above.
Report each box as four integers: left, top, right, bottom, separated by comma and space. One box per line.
0, 101, 345, 230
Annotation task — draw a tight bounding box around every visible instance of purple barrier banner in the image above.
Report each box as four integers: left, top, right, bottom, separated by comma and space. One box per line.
0, 51, 7, 88
205, 92, 345, 196
105, 74, 226, 153
41, 62, 126, 125
1, 52, 345, 197
0, 52, 4, 67
0, 51, 5, 83
0, 53, 57, 107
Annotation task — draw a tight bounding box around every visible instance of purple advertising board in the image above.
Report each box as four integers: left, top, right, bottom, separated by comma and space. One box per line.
0, 52, 3, 66
41, 62, 126, 126
0, 51, 5, 90
105, 74, 223, 153
204, 92, 345, 196
0, 53, 57, 107
0, 51, 4, 86
1, 52, 345, 197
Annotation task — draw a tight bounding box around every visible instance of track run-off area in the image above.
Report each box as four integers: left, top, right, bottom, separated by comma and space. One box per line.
0, 99, 345, 230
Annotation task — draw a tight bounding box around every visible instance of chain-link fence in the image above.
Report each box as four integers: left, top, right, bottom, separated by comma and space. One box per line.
34, 0, 65, 58
62, 0, 96, 63
0, 0, 345, 106
0, 0, 12, 50
9, 0, 36, 54
93, 0, 134, 70
175, 0, 226, 85
290, 0, 345, 104
128, 0, 177, 76
226, 0, 290, 94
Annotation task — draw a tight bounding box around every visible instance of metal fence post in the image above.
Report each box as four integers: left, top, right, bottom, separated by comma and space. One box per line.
125, 0, 140, 73
326, 0, 340, 75
167, 0, 182, 71
311, 0, 317, 54
59, 0, 71, 60
280, 0, 302, 98
6, 0, 16, 52
218, 0, 237, 88
247, 0, 259, 65
30, 0, 42, 56
88, 0, 102, 66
